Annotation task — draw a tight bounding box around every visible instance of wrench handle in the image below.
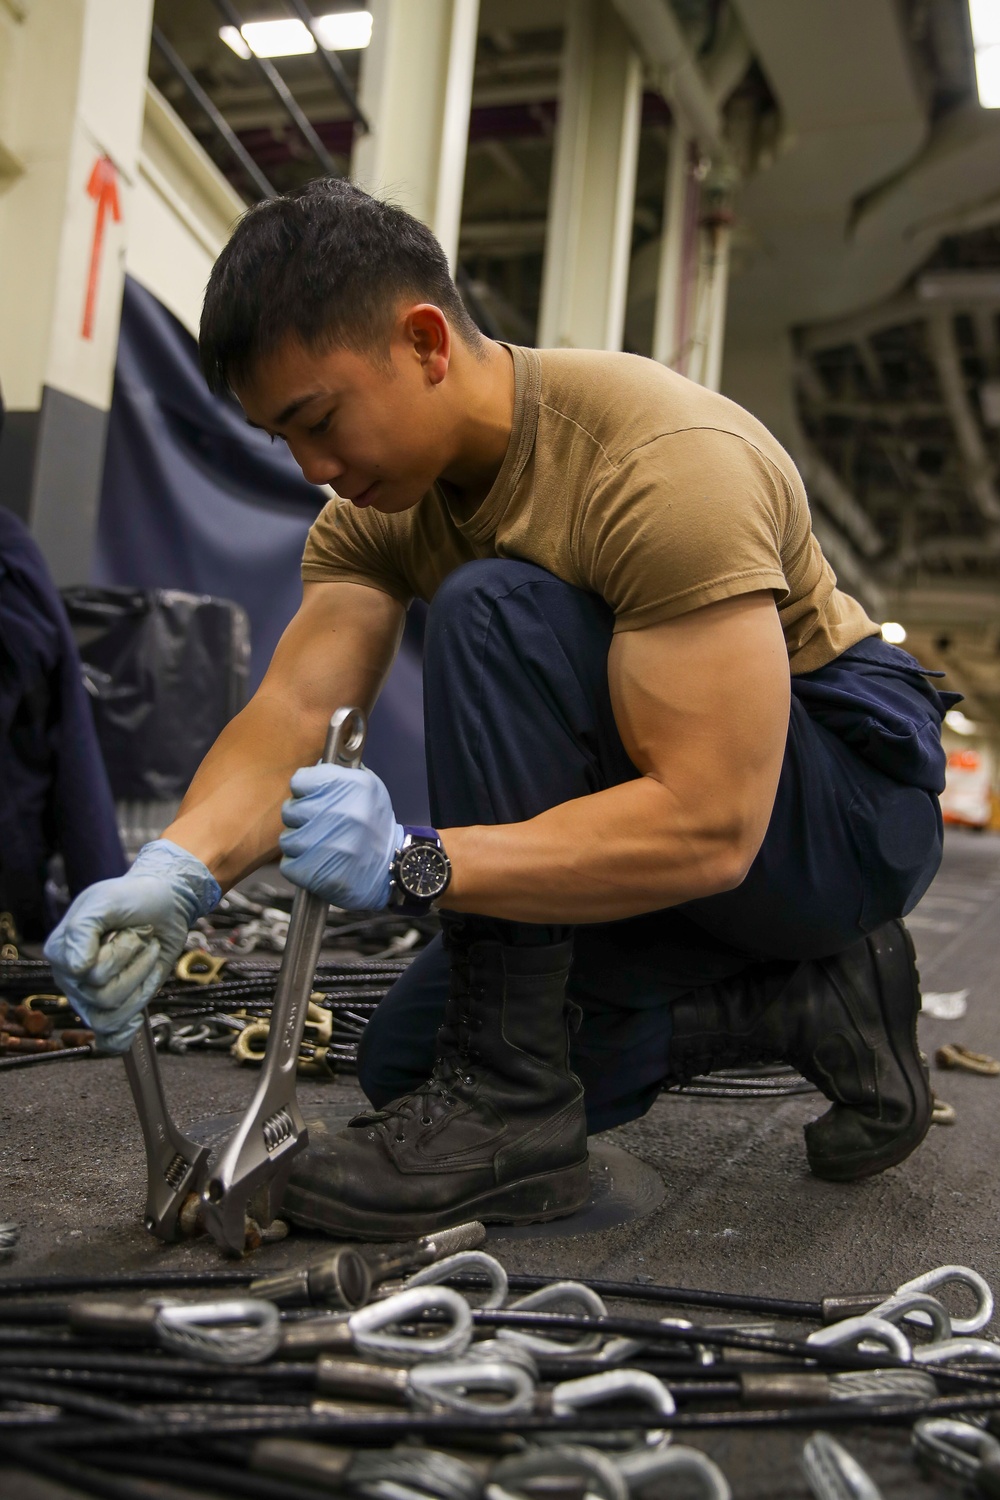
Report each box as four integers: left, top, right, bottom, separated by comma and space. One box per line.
199, 707, 368, 1253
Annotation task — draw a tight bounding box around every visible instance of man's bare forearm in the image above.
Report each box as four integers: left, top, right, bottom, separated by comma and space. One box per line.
161, 581, 405, 890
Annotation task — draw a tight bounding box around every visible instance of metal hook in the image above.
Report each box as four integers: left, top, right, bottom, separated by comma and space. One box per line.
154, 1298, 280, 1365
349, 1284, 473, 1364
895, 1265, 994, 1335
550, 1369, 676, 1447
913, 1336, 1000, 1364
867, 1292, 952, 1344
806, 1315, 912, 1363
496, 1280, 608, 1356
404, 1250, 509, 1309
802, 1432, 884, 1500
487, 1445, 629, 1500
913, 1416, 1000, 1485
408, 1357, 536, 1417
617, 1444, 732, 1499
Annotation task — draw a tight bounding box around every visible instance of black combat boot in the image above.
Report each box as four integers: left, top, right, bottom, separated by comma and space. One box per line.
283, 938, 590, 1238
667, 920, 931, 1182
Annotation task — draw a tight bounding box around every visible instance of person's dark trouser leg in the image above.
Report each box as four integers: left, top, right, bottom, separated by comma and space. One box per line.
358, 559, 944, 1152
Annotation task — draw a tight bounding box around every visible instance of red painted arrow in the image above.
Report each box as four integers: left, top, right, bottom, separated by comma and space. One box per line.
81, 155, 121, 341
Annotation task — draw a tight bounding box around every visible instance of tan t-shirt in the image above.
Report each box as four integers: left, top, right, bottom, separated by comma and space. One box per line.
302, 345, 879, 674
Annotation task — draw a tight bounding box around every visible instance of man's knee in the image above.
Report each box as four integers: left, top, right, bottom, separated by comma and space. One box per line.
427, 558, 554, 634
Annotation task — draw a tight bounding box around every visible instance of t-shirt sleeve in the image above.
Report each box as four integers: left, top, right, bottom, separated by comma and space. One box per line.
576, 428, 791, 631
301, 496, 413, 605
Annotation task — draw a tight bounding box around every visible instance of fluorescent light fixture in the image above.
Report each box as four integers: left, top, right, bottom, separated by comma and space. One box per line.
220, 25, 252, 59
945, 709, 979, 736
970, 0, 1000, 47
219, 11, 373, 60
881, 621, 907, 645
970, 3, 1000, 105
240, 19, 316, 56
976, 44, 1000, 106
314, 10, 373, 50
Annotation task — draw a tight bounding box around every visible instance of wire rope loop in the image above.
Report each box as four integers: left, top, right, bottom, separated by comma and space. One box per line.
495, 1280, 608, 1356
154, 1298, 280, 1365
349, 1447, 482, 1500
549, 1369, 676, 1448
866, 1292, 952, 1345
801, 1432, 885, 1500
486, 1445, 629, 1500
806, 1314, 912, 1363
617, 1443, 732, 1500
349, 1285, 473, 1365
913, 1336, 1000, 1364
466, 1338, 539, 1379
912, 1417, 1000, 1484
407, 1357, 536, 1417
404, 1251, 509, 1309
895, 1265, 994, 1335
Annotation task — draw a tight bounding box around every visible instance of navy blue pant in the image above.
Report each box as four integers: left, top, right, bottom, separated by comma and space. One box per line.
359, 561, 952, 1132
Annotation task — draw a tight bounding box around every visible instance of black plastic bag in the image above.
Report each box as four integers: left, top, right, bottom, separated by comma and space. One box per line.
61, 586, 250, 801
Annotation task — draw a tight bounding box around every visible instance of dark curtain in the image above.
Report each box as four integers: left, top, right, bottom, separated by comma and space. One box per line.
94, 276, 429, 822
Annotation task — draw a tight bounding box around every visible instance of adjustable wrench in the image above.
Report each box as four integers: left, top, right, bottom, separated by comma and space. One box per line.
198, 706, 367, 1255
123, 1014, 211, 1240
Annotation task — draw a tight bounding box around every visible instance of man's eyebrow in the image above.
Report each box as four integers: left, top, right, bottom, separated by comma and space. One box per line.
246, 391, 329, 432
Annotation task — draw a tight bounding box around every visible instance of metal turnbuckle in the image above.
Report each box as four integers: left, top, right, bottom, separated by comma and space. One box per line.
802, 1432, 884, 1500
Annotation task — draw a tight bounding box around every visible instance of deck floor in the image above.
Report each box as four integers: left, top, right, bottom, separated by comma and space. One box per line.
3, 826, 1000, 1496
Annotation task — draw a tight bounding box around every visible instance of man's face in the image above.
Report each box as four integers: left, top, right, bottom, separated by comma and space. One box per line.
234, 321, 451, 515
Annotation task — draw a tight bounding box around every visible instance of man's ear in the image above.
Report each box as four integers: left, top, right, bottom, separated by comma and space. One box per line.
401, 303, 451, 386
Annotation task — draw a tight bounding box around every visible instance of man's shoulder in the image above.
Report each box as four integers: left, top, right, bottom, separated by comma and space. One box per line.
532, 348, 797, 481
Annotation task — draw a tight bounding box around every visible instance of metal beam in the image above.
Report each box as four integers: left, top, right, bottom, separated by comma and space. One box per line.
537, 0, 642, 350
926, 311, 1000, 527
283, 0, 370, 134
210, 0, 341, 177
609, 0, 725, 159
151, 27, 276, 199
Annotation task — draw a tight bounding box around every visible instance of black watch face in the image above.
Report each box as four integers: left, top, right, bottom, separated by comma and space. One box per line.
399, 844, 449, 898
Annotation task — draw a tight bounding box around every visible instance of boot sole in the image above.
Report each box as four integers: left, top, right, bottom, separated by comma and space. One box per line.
283, 1156, 592, 1241
807, 920, 932, 1183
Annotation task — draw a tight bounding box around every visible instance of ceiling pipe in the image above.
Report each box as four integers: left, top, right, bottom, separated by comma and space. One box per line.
609, 0, 726, 159
925, 312, 1000, 527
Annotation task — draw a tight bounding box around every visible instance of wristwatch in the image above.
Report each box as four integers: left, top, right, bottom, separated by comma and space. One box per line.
388, 826, 452, 915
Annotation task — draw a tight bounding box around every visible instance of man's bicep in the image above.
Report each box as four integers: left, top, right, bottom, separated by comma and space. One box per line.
258, 579, 406, 723
608, 591, 790, 868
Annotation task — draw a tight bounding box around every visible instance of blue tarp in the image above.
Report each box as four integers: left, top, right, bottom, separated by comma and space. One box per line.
94, 276, 429, 822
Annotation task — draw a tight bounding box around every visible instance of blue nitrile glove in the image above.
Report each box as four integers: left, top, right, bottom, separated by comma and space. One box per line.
279, 764, 404, 910
44, 840, 221, 1054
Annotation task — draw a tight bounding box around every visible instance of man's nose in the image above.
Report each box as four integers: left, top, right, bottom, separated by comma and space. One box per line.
288, 439, 343, 488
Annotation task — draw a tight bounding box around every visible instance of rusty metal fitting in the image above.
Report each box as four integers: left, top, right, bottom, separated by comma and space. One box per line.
175, 949, 229, 985
13, 1005, 54, 1037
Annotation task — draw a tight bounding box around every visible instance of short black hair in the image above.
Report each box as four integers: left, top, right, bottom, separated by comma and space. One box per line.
199, 177, 484, 394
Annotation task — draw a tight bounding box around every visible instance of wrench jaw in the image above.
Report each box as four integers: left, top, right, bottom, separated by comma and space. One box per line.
200, 1111, 309, 1256
123, 1019, 213, 1242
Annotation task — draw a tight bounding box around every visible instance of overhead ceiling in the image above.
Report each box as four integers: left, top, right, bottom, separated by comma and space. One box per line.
150, 0, 1000, 730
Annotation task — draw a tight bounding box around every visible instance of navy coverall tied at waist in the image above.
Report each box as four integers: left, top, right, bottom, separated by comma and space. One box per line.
358, 560, 957, 1133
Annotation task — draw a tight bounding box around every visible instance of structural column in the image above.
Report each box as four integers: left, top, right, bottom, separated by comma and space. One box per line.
651, 124, 695, 370
537, 0, 643, 351
351, 0, 480, 270
0, 0, 154, 584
